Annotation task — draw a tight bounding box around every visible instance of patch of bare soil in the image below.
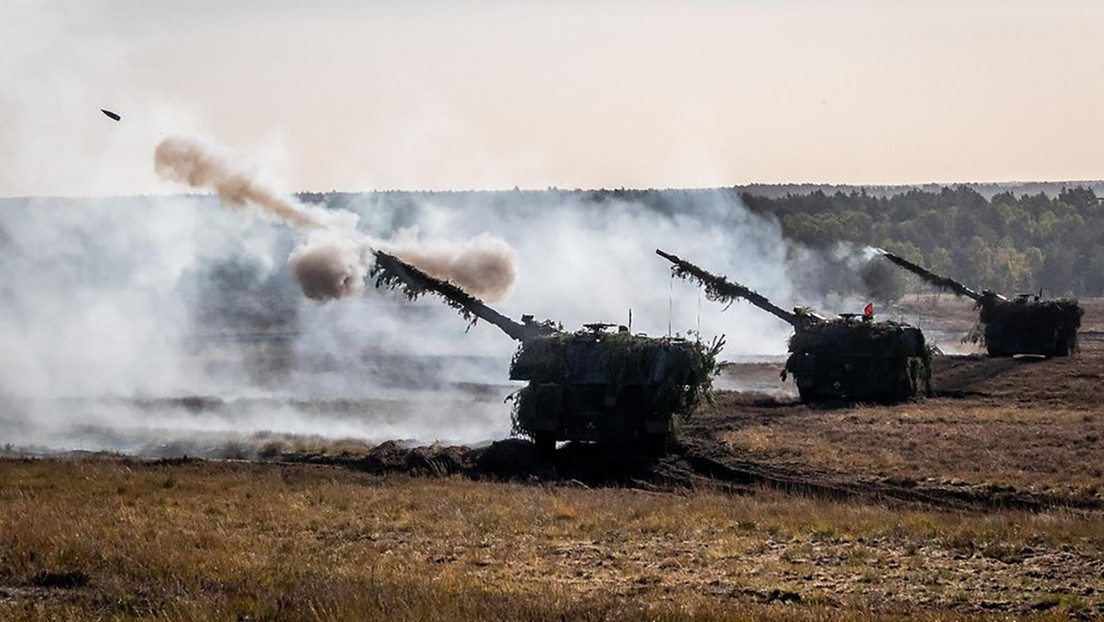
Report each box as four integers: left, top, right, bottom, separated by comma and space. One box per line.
274, 435, 1102, 515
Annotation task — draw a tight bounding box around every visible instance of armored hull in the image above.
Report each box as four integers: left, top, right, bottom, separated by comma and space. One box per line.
785, 318, 929, 402
510, 329, 719, 453
979, 295, 1082, 357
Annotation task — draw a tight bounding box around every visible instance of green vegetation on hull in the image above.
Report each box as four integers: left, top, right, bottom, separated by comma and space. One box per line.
976, 292, 1083, 357
785, 317, 931, 403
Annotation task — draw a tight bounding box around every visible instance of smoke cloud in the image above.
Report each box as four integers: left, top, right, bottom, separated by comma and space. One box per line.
153, 135, 517, 303
380, 231, 518, 304
0, 187, 932, 456
288, 230, 371, 302
2, 136, 933, 458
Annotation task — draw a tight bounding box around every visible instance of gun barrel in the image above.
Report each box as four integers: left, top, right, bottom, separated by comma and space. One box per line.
373, 251, 542, 342
656, 249, 809, 328
877, 251, 989, 302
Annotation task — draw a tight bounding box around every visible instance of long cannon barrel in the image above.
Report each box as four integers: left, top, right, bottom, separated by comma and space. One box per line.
877, 250, 1003, 302
372, 251, 545, 343
656, 249, 821, 328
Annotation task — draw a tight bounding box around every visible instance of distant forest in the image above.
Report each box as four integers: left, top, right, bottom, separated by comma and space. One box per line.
741, 186, 1104, 299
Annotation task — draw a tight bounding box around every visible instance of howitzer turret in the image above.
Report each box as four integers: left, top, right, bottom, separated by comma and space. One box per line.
878, 250, 1082, 357
371, 250, 721, 454
657, 249, 929, 403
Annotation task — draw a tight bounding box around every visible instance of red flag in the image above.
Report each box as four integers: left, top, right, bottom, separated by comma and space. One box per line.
863, 302, 874, 316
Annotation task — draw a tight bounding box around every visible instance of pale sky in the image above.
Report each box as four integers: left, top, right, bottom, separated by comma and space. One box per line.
3, 0, 1104, 196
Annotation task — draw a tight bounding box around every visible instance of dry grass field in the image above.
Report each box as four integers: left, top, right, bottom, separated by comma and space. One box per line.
707, 298, 1104, 504
717, 397, 1101, 497
1, 297, 1102, 620
1, 460, 1102, 621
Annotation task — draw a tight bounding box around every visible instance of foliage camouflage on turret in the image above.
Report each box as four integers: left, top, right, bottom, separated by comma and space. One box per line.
667, 260, 756, 307
371, 252, 481, 327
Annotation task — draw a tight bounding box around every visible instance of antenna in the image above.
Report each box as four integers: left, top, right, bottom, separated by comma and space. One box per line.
696, 288, 701, 335
628, 308, 633, 333
668, 273, 673, 337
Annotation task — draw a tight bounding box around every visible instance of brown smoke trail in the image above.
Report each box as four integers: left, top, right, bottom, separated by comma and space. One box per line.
154, 137, 322, 229
153, 135, 517, 304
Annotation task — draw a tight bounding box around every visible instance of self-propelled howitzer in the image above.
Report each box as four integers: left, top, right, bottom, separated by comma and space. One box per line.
657, 249, 930, 403
879, 251, 1083, 357
372, 251, 721, 454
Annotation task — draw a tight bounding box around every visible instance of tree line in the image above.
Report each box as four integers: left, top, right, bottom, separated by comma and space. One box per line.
741, 186, 1104, 299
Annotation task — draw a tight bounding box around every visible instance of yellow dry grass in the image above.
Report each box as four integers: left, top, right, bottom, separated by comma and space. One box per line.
1, 458, 1101, 620
722, 400, 1103, 496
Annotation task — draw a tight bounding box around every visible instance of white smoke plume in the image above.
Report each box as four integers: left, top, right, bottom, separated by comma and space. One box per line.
153, 135, 517, 303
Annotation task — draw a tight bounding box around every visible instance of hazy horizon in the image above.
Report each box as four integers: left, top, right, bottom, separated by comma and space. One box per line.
5, 179, 1104, 202
4, 0, 1104, 196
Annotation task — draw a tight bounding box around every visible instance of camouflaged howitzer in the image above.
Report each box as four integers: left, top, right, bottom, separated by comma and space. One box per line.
657, 249, 930, 403
878, 251, 1083, 357
371, 251, 721, 454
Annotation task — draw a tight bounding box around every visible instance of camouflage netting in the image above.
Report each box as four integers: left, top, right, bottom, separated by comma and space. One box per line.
509, 331, 723, 438
974, 292, 1083, 355
784, 318, 932, 399
663, 251, 820, 328
668, 261, 754, 307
